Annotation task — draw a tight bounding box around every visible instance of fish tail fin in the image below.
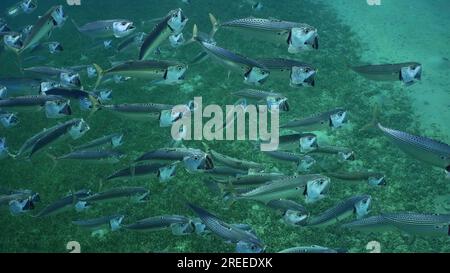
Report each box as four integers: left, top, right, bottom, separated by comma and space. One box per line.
93, 63, 104, 89
88, 93, 102, 113
208, 13, 219, 38
215, 180, 238, 207
45, 153, 58, 171
71, 19, 81, 32
201, 142, 211, 153
190, 24, 199, 43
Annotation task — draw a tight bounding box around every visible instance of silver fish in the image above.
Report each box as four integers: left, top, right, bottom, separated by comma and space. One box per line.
233, 174, 330, 204
20, 6, 66, 53
378, 123, 450, 174
74, 133, 123, 150
72, 19, 135, 39
23, 66, 73, 77
6, 0, 37, 17
281, 108, 348, 132
212, 15, 318, 52
203, 166, 248, 177
256, 58, 317, 87
15, 118, 89, 159
233, 89, 289, 112
208, 149, 264, 171
327, 171, 386, 186
55, 149, 125, 163
80, 187, 150, 204
73, 214, 125, 231
139, 9, 188, 60
187, 203, 264, 252
192, 24, 270, 85
124, 215, 191, 231
0, 77, 42, 96
278, 245, 344, 253
106, 163, 167, 181
213, 172, 286, 187
135, 147, 214, 171
93, 60, 187, 87
352, 62, 422, 85
306, 195, 371, 227
34, 190, 91, 218
0, 95, 67, 112
101, 103, 172, 121
307, 145, 355, 161
342, 212, 450, 236
267, 199, 309, 226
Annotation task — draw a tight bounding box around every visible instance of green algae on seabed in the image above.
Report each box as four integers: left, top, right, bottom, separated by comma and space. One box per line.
0, 0, 448, 253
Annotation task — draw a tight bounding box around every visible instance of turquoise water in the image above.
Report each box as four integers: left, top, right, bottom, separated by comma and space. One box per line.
0, 0, 449, 253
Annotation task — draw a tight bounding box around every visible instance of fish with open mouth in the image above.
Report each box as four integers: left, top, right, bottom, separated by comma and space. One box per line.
256, 58, 317, 87
306, 195, 371, 227
139, 8, 188, 60
351, 62, 422, 85
232, 89, 289, 112
0, 95, 68, 112
229, 174, 330, 204
0, 111, 19, 128
263, 150, 316, 171
342, 212, 450, 237
33, 190, 92, 218
378, 123, 450, 177
3, 32, 23, 51
206, 148, 264, 171
187, 203, 265, 253
74, 132, 123, 151
72, 19, 136, 39
93, 60, 187, 88
281, 108, 348, 132
6, 0, 37, 17
0, 18, 11, 33
307, 145, 355, 161
210, 172, 286, 188
106, 163, 164, 181
100, 103, 174, 121
135, 147, 214, 172
327, 171, 386, 186
42, 87, 101, 111
192, 24, 270, 85
124, 215, 193, 235
73, 214, 125, 232
210, 14, 318, 53
79, 187, 150, 205
19, 5, 66, 54
44, 99, 72, 118
266, 199, 309, 226
14, 118, 90, 159
0, 189, 38, 208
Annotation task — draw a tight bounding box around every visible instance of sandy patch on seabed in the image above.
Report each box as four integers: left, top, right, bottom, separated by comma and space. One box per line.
320, 0, 450, 140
